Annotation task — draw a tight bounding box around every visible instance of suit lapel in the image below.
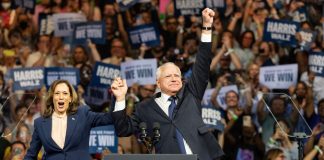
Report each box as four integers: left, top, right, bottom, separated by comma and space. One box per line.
150, 93, 170, 120
42, 117, 61, 150
151, 99, 170, 120
64, 114, 78, 148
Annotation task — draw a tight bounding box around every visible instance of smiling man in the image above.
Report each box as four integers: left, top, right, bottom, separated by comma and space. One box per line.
111, 8, 224, 160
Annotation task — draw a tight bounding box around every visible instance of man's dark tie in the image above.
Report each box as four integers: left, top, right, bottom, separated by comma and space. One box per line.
168, 96, 186, 154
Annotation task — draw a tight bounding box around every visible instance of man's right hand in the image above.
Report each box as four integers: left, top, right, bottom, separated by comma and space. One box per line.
111, 77, 128, 101
202, 8, 215, 27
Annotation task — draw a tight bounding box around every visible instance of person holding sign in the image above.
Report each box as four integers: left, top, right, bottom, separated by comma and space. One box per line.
111, 8, 224, 160
24, 80, 115, 160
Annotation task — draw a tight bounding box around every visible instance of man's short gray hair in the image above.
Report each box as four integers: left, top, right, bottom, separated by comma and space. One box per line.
156, 62, 181, 80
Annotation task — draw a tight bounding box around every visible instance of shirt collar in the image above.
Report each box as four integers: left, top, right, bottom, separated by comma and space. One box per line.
160, 92, 171, 103
52, 111, 67, 119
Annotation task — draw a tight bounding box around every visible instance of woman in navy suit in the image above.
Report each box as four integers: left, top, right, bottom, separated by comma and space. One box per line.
24, 79, 114, 160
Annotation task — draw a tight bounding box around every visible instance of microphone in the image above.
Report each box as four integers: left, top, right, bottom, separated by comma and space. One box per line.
152, 122, 160, 144
139, 122, 147, 142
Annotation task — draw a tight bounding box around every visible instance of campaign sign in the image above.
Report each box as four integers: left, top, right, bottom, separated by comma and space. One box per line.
309, 52, 324, 77
116, 0, 139, 11
121, 59, 157, 86
39, 13, 54, 36
293, 7, 307, 22
89, 125, 117, 154
73, 21, 106, 44
259, 64, 298, 89
11, 67, 44, 91
206, 0, 225, 8
202, 89, 224, 132
85, 86, 111, 106
216, 85, 239, 110
174, 0, 205, 16
128, 24, 160, 49
14, 0, 35, 13
44, 67, 80, 88
263, 18, 300, 47
90, 62, 120, 88
52, 13, 87, 37
299, 29, 316, 51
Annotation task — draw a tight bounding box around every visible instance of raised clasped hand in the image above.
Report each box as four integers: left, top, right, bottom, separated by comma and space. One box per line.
202, 8, 215, 27
111, 77, 128, 101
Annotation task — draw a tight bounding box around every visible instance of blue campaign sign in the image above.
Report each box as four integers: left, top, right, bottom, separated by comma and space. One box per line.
263, 18, 300, 47
44, 67, 80, 88
174, 0, 205, 16
128, 24, 160, 49
117, 0, 139, 11
90, 62, 120, 88
89, 125, 118, 154
73, 21, 106, 44
11, 67, 44, 91
84, 86, 111, 106
206, 0, 225, 9
309, 52, 324, 77
14, 0, 36, 13
299, 29, 316, 51
294, 7, 307, 22
201, 103, 224, 132
38, 13, 53, 36
174, 0, 224, 16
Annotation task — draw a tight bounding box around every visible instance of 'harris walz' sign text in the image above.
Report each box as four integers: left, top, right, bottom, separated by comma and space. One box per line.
90, 62, 120, 88
11, 67, 44, 91
309, 52, 324, 77
174, 0, 225, 16
263, 18, 300, 47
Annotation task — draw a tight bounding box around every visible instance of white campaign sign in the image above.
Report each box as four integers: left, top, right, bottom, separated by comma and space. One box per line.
259, 64, 298, 89
53, 13, 86, 37
121, 59, 157, 86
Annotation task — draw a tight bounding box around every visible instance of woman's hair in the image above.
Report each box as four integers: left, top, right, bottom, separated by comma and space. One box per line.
42, 80, 79, 118
239, 30, 255, 49
225, 90, 240, 100
273, 118, 291, 134
264, 148, 284, 160
73, 45, 89, 62
16, 122, 30, 137
319, 99, 324, 106
295, 81, 307, 93
10, 141, 26, 150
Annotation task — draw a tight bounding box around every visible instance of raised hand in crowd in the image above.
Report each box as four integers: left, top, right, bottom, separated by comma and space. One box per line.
304, 134, 324, 160
304, 123, 324, 155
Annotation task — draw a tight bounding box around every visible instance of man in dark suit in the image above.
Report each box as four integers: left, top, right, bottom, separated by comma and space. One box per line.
111, 8, 224, 160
